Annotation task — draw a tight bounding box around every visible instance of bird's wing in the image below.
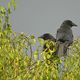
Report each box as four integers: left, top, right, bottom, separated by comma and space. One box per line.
56, 28, 73, 43
56, 28, 64, 41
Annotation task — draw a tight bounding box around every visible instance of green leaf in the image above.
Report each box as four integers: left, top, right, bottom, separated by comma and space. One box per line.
38, 38, 44, 46
33, 50, 38, 55
8, 8, 11, 14
11, 0, 16, 10
33, 50, 38, 59
37, 60, 41, 65
8, 2, 11, 9
30, 34, 35, 39
0, 6, 6, 17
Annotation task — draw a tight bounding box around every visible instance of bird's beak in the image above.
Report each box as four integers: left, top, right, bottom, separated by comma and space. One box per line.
72, 22, 77, 27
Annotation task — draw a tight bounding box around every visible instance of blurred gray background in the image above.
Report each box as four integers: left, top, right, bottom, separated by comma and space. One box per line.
0, 0, 80, 38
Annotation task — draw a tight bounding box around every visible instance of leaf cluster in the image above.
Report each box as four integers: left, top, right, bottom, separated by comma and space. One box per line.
0, 1, 80, 80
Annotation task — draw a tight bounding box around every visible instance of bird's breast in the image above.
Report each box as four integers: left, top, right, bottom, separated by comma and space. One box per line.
56, 28, 73, 42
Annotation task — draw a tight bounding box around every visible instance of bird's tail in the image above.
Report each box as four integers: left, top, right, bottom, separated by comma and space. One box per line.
56, 42, 67, 57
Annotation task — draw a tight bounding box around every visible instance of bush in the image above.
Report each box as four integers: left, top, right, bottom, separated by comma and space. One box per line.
0, 1, 80, 80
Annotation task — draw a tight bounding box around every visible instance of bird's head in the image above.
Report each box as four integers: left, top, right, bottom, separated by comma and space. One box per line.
62, 20, 77, 28
38, 33, 56, 41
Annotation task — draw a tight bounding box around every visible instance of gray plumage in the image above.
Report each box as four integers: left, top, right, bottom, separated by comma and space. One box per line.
56, 20, 77, 57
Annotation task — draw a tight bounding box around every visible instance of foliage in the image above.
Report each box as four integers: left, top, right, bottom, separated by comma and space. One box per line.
0, 1, 80, 80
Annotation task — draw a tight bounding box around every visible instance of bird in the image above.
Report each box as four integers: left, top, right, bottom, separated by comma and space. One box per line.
39, 33, 58, 63
56, 20, 77, 57
39, 33, 56, 50
39, 33, 56, 41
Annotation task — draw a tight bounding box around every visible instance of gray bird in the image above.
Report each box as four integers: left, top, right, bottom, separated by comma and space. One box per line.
56, 20, 77, 57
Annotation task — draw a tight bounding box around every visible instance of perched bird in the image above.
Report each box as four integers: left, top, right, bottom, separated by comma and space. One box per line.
56, 20, 77, 57
39, 33, 56, 41
39, 33, 57, 62
39, 33, 56, 50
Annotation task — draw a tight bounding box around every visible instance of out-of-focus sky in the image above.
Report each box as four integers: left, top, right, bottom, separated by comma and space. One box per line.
0, 0, 80, 38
